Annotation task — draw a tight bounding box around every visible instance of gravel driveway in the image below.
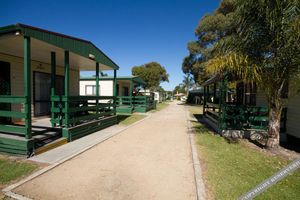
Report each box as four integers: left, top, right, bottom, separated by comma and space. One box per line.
14, 101, 197, 200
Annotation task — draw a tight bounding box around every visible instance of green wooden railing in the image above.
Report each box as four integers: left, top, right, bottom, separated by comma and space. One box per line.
116, 96, 156, 110
0, 95, 28, 136
116, 96, 133, 107
51, 95, 116, 127
219, 105, 286, 131
133, 96, 156, 109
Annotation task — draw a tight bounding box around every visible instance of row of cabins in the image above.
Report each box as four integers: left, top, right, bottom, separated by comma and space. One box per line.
202, 74, 300, 141
0, 23, 156, 156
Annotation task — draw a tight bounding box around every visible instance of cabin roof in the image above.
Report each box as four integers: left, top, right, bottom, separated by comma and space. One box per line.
0, 23, 119, 70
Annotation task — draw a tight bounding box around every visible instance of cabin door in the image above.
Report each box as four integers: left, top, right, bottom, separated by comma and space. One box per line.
34, 72, 64, 116
0, 61, 11, 123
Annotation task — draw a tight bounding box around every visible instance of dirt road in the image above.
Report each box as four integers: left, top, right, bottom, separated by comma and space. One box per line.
14, 102, 197, 200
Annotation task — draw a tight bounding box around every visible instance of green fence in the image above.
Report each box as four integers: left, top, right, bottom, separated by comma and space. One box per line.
116, 96, 133, 107
51, 95, 116, 127
218, 105, 287, 131
133, 96, 156, 112
0, 95, 29, 136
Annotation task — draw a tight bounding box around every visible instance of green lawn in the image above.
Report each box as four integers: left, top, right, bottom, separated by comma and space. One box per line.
117, 114, 146, 126
189, 106, 300, 200
0, 157, 37, 186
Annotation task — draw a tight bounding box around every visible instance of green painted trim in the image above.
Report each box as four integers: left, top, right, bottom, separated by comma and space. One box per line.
64, 51, 70, 127
130, 80, 133, 106
0, 125, 27, 135
0, 23, 119, 70
96, 62, 99, 114
0, 111, 26, 118
113, 70, 117, 114
51, 52, 56, 127
24, 36, 31, 139
62, 116, 118, 141
0, 96, 27, 103
116, 106, 133, 114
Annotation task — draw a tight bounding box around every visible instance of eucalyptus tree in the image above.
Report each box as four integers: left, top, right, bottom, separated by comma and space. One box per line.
132, 62, 169, 91
182, 0, 237, 83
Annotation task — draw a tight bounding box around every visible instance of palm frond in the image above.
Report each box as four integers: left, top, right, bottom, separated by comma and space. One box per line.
205, 52, 262, 82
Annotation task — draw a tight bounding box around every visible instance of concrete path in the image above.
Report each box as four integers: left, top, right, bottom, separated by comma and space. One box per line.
13, 102, 199, 200
29, 125, 128, 164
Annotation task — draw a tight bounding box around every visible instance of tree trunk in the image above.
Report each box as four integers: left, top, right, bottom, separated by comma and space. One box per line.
266, 104, 282, 148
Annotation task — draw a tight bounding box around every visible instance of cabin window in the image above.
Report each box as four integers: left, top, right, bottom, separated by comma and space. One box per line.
244, 82, 256, 106
85, 85, 99, 96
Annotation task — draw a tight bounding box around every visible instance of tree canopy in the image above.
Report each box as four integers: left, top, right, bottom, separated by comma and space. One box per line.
182, 0, 238, 83
132, 62, 169, 90
173, 84, 186, 94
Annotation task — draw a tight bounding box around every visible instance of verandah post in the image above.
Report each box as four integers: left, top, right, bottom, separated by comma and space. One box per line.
51, 52, 56, 127
24, 36, 31, 139
96, 62, 99, 114
130, 79, 133, 107
213, 83, 217, 111
113, 69, 117, 114
64, 51, 70, 127
203, 86, 206, 115
207, 85, 210, 103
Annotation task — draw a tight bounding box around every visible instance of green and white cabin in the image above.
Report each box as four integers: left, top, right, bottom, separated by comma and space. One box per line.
0, 23, 119, 155
80, 76, 156, 114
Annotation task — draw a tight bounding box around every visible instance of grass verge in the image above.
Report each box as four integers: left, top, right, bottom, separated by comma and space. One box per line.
0, 156, 38, 199
0, 157, 37, 186
117, 114, 146, 126
152, 102, 169, 112
188, 106, 300, 200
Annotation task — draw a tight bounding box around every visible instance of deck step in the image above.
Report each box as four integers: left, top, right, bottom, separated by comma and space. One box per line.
35, 138, 68, 155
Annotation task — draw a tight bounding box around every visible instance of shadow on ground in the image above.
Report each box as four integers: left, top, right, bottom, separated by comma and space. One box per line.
189, 112, 219, 135
280, 135, 300, 153
116, 115, 131, 123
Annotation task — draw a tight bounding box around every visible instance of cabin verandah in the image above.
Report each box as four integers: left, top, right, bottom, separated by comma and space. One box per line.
0, 24, 119, 155
202, 74, 288, 135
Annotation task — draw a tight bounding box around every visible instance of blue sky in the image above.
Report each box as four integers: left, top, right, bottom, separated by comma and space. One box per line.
1, 0, 220, 91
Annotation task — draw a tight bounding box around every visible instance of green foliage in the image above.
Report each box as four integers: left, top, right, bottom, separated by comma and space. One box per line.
182, 75, 194, 93
234, 0, 300, 147
182, 0, 238, 83
236, 0, 300, 100
156, 86, 165, 92
173, 84, 186, 94
132, 62, 169, 90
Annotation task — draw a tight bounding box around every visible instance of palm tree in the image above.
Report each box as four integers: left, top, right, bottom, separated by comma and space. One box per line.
205, 0, 300, 148
182, 75, 194, 94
